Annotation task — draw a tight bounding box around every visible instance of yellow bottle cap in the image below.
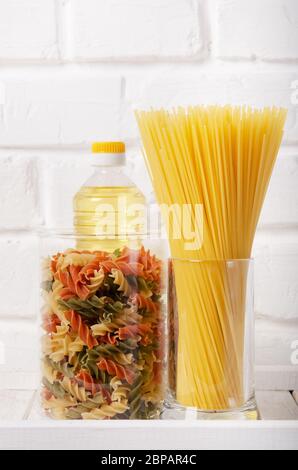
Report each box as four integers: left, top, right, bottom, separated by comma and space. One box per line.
92, 142, 125, 154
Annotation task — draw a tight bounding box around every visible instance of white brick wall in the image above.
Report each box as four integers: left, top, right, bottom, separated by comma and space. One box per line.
0, 0, 58, 61
215, 0, 298, 60
0, 152, 40, 229
0, 320, 39, 389
0, 0, 297, 388
259, 153, 298, 226
69, 0, 204, 60
253, 230, 298, 320
0, 76, 122, 145
0, 234, 39, 319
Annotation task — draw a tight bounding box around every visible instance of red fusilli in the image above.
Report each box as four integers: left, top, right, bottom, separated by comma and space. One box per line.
130, 293, 158, 313
65, 309, 98, 349
75, 370, 111, 402
78, 253, 109, 284
42, 313, 61, 333
117, 323, 152, 341
55, 265, 90, 300
97, 358, 136, 385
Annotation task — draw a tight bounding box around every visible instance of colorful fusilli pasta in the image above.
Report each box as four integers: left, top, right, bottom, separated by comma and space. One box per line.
64, 309, 98, 349
61, 376, 87, 402
41, 245, 164, 419
110, 269, 132, 297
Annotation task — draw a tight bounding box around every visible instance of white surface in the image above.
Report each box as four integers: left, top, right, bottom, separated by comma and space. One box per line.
0, 0, 58, 61
70, 0, 203, 60
0, 389, 297, 450
0, 320, 39, 389
256, 391, 298, 420
0, 237, 39, 319
255, 366, 298, 392
27, 392, 48, 422
259, 155, 298, 226
0, 77, 122, 146
1, 420, 298, 450
215, 0, 298, 60
254, 232, 298, 319
255, 319, 298, 363
0, 390, 34, 420
0, 154, 40, 229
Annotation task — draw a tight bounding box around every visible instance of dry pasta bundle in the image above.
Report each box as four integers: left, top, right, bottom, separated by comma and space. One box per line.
136, 106, 287, 411
41, 246, 164, 419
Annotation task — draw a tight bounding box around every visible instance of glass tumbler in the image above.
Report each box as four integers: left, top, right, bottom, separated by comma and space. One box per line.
165, 258, 257, 420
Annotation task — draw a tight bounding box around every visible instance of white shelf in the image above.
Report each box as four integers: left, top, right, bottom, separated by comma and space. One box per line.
1, 420, 298, 451
0, 389, 298, 450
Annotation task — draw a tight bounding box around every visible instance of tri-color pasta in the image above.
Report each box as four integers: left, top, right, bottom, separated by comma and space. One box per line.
41, 246, 164, 419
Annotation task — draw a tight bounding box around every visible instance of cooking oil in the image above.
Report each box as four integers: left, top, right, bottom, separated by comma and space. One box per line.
73, 142, 146, 251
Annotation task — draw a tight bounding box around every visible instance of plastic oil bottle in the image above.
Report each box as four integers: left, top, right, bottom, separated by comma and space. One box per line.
73, 142, 146, 251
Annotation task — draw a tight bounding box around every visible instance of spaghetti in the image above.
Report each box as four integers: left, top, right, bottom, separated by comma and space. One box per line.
136, 106, 287, 410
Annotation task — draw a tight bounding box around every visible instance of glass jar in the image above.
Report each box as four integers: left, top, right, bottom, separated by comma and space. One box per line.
40, 231, 166, 420
164, 258, 257, 420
